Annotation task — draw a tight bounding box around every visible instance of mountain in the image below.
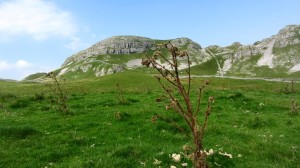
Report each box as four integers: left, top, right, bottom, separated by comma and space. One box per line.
40, 36, 207, 81
25, 24, 300, 82
204, 24, 300, 78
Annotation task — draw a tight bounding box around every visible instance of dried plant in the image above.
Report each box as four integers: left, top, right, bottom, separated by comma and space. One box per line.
291, 98, 298, 115
45, 72, 69, 114
115, 83, 127, 104
142, 42, 214, 168
281, 80, 296, 94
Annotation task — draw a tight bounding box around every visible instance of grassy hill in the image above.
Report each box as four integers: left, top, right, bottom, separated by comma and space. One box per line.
1, 71, 299, 167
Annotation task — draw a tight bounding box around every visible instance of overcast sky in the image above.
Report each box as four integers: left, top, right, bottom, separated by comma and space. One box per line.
0, 0, 299, 80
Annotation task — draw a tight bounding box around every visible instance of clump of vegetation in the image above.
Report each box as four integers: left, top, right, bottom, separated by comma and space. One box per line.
280, 80, 296, 94
115, 83, 127, 104
291, 98, 298, 115
33, 92, 45, 102
10, 99, 30, 109
142, 42, 215, 168
0, 92, 17, 101
45, 72, 69, 114
0, 126, 40, 139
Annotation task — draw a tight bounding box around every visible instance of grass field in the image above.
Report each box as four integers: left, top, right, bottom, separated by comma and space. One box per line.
0, 71, 299, 167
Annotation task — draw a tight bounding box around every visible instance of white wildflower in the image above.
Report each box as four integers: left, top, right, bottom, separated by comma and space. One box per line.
171, 153, 181, 162
259, 103, 264, 106
219, 152, 233, 159
170, 165, 177, 168
153, 159, 162, 165
238, 154, 242, 157
140, 161, 146, 166
207, 149, 214, 156
181, 163, 188, 167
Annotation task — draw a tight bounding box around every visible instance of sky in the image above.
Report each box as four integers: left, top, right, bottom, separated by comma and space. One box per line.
0, 0, 299, 80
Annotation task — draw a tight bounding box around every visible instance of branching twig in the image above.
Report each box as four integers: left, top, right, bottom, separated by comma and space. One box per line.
142, 42, 214, 168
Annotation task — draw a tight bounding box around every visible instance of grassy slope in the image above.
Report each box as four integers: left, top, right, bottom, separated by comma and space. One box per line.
1, 71, 300, 167
23, 73, 47, 81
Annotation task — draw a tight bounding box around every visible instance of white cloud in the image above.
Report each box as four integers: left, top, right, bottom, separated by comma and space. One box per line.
0, 59, 51, 80
0, 0, 78, 40
16, 60, 32, 68
0, 61, 11, 71
0, 59, 32, 70
64, 36, 84, 51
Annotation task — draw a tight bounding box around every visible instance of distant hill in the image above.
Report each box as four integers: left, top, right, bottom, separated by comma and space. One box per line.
23, 73, 47, 81
24, 24, 300, 82
0, 78, 17, 82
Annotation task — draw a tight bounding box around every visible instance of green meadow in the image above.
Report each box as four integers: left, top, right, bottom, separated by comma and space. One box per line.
0, 71, 299, 167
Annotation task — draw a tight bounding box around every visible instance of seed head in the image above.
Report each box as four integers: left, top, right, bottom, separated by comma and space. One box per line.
209, 96, 215, 103
204, 80, 210, 85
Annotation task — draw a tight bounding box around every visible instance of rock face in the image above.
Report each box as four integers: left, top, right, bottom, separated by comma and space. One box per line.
62, 36, 155, 66
274, 25, 300, 48
55, 36, 205, 80
62, 36, 203, 67
24, 24, 300, 81
200, 24, 300, 77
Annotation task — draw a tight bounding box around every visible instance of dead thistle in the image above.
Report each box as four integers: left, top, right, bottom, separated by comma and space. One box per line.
291, 99, 298, 115
142, 42, 214, 168
45, 72, 69, 114
115, 83, 127, 104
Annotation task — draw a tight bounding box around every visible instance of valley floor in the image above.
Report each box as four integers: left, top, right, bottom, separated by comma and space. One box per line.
0, 73, 299, 167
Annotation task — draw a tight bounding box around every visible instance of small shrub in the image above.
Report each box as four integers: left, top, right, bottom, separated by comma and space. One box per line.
0, 126, 40, 139
247, 116, 273, 129
0, 92, 17, 101
10, 99, 30, 109
45, 72, 69, 114
280, 80, 296, 94
115, 83, 127, 104
291, 99, 298, 115
114, 111, 130, 121
33, 92, 45, 102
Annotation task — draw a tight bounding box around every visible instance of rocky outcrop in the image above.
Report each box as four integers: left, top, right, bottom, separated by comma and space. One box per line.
62, 36, 155, 66
56, 35, 205, 79
62, 36, 204, 67
234, 45, 261, 59
274, 24, 300, 48
202, 24, 300, 76
257, 38, 276, 68
171, 37, 202, 50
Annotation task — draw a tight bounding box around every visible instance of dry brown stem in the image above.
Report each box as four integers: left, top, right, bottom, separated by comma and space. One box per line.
142, 42, 214, 168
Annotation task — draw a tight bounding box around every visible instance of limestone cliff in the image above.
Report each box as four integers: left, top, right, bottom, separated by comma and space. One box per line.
24, 24, 300, 81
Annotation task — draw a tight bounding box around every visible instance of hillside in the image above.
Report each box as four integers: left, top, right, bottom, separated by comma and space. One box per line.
24, 24, 300, 81
206, 24, 300, 78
